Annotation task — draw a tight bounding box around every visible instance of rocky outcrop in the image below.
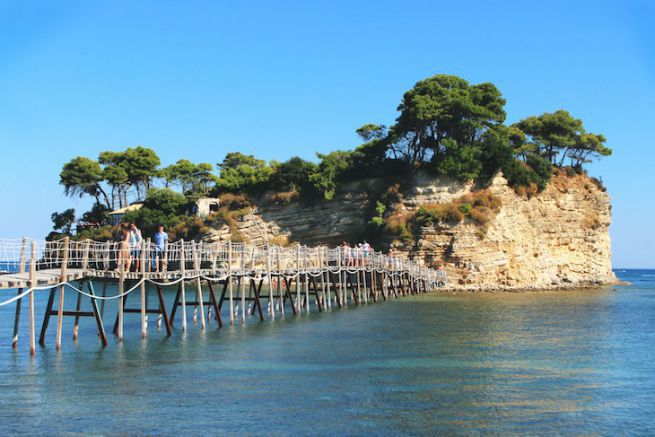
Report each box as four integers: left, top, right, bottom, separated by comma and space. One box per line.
409, 174, 616, 290
205, 172, 616, 291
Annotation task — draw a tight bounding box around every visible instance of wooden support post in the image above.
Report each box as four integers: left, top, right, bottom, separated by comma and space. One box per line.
245, 246, 253, 321
86, 281, 108, 346
317, 248, 323, 309
356, 249, 362, 305
12, 237, 27, 348
28, 241, 36, 356
117, 243, 125, 341
303, 247, 309, 313
180, 240, 187, 332
277, 246, 284, 316
323, 247, 331, 309
72, 286, 82, 340
193, 241, 206, 330
38, 287, 56, 346
240, 246, 247, 323
140, 239, 147, 338
337, 247, 343, 307
73, 240, 91, 341
295, 245, 301, 314
56, 237, 69, 350
227, 240, 234, 324
266, 245, 274, 319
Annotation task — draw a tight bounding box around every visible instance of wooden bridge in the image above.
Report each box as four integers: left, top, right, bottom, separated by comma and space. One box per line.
0, 237, 447, 355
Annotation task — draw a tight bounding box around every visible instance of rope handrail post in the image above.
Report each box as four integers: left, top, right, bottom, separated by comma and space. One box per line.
163, 240, 169, 273
82, 240, 91, 270
140, 239, 147, 338
28, 241, 37, 356
12, 237, 28, 349
227, 239, 234, 325
55, 237, 69, 350
320, 246, 328, 309
117, 241, 125, 342
180, 239, 188, 332
361, 248, 368, 304
337, 246, 343, 307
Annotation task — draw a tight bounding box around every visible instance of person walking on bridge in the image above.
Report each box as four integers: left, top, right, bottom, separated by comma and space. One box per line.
129, 223, 143, 272
153, 225, 168, 271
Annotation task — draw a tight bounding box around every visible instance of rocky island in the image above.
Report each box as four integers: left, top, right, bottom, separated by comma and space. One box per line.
53, 74, 615, 291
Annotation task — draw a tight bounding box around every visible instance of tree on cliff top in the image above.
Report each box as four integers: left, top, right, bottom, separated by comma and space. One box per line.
99, 146, 161, 205
215, 152, 273, 194
60, 157, 110, 208
513, 110, 612, 168
386, 74, 506, 172
162, 159, 217, 195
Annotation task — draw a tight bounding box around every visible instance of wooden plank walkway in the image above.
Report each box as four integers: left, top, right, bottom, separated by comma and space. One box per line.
0, 269, 87, 289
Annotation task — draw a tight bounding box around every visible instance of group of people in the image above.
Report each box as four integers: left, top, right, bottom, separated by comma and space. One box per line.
118, 223, 169, 272
340, 240, 374, 267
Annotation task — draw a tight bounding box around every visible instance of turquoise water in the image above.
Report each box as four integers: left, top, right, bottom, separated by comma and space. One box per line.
0, 270, 654, 434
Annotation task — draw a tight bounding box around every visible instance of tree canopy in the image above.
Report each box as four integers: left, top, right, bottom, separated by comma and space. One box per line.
60, 157, 109, 206
163, 159, 217, 195
215, 152, 273, 194
513, 110, 611, 168
386, 74, 506, 173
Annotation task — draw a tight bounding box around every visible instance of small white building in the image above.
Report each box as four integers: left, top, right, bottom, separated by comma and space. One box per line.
108, 204, 143, 226
195, 198, 220, 218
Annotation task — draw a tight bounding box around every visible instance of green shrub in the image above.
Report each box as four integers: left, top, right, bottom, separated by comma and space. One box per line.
458, 203, 472, 214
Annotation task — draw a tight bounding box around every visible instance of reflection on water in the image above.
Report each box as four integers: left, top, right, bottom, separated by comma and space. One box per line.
1, 270, 654, 434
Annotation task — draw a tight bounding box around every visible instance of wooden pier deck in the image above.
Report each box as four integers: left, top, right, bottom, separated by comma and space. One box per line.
0, 269, 86, 289
1, 237, 447, 355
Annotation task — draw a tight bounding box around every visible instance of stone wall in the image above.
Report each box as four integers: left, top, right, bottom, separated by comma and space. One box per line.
205, 172, 616, 291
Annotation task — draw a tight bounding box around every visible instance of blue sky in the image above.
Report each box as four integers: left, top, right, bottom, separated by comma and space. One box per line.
0, 1, 653, 268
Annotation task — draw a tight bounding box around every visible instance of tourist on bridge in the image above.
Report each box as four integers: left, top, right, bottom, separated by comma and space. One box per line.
129, 223, 143, 271
153, 225, 169, 271
119, 225, 131, 272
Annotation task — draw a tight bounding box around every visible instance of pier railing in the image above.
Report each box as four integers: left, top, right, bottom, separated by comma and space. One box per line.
0, 238, 447, 285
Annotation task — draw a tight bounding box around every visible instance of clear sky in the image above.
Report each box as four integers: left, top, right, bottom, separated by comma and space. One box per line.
1, 1, 653, 268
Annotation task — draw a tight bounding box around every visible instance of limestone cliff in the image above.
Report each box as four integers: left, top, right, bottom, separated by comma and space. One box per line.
205, 172, 616, 291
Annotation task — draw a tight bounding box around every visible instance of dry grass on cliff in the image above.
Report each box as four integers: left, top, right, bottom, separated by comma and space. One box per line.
582, 211, 602, 230
551, 168, 607, 194
203, 193, 253, 241
266, 190, 300, 205
415, 190, 502, 236
269, 235, 291, 246
384, 208, 415, 245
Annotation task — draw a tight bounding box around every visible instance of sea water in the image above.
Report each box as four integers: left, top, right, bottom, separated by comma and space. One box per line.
0, 270, 654, 434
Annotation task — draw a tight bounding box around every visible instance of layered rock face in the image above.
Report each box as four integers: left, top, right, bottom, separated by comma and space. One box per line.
206, 173, 616, 291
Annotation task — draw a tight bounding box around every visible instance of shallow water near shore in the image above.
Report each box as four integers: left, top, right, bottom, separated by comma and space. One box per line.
1, 270, 654, 434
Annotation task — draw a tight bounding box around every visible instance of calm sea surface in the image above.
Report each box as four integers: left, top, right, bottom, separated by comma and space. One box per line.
0, 270, 654, 435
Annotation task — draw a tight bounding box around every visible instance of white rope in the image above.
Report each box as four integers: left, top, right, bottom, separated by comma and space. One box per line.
66, 278, 145, 300
0, 287, 35, 307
